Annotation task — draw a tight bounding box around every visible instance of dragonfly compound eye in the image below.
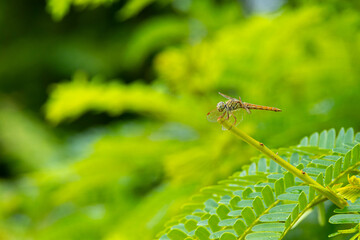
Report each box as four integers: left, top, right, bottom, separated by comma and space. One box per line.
217, 101, 225, 112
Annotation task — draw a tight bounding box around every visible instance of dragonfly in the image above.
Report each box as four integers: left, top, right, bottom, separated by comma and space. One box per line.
207, 92, 281, 129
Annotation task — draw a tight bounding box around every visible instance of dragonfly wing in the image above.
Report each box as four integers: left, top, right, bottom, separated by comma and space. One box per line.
231, 109, 245, 126
219, 110, 243, 130
218, 92, 236, 100
207, 109, 224, 122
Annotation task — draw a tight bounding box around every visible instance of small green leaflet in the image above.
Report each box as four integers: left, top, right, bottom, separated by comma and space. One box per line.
336, 175, 360, 203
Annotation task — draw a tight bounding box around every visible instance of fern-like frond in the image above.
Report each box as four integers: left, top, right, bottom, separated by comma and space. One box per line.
44, 72, 206, 130
46, 0, 117, 20
336, 175, 360, 203
329, 174, 360, 238
46, 0, 162, 21
158, 128, 360, 240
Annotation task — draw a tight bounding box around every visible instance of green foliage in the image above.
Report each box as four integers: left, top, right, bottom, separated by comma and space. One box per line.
330, 174, 360, 238
46, 0, 176, 21
47, 0, 117, 20
0, 100, 59, 171
2, 0, 360, 240
44, 71, 205, 129
0, 70, 253, 239
336, 175, 360, 203
158, 128, 360, 239
117, 0, 170, 20
154, 4, 360, 146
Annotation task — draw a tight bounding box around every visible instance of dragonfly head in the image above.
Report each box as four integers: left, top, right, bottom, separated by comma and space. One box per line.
217, 101, 226, 112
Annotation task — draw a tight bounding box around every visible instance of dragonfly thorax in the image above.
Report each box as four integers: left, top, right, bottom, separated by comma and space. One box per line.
216, 101, 226, 112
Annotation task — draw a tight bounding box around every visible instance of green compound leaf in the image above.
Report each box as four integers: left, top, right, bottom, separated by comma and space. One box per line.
336, 175, 360, 203
325, 165, 333, 185
220, 232, 237, 240
242, 207, 257, 225
260, 213, 290, 222
298, 192, 307, 211
326, 129, 336, 149
234, 219, 247, 236
284, 172, 295, 189
319, 130, 327, 148
217, 204, 231, 220
291, 204, 299, 221
334, 205, 360, 213
333, 158, 342, 178
245, 232, 281, 240
159, 128, 360, 240
329, 214, 360, 224
336, 128, 345, 147
352, 144, 360, 165
208, 215, 221, 232
251, 223, 285, 232
345, 128, 354, 145
252, 197, 265, 216
262, 185, 275, 207
309, 132, 319, 146
195, 226, 211, 240
184, 219, 197, 232
168, 229, 188, 240
343, 152, 351, 171
275, 178, 285, 197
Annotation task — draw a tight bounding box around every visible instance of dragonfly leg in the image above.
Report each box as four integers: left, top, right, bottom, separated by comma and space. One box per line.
228, 113, 237, 130
217, 111, 226, 121
226, 112, 230, 120
239, 97, 251, 114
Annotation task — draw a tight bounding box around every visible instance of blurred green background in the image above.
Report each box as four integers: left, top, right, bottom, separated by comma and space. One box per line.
0, 0, 359, 239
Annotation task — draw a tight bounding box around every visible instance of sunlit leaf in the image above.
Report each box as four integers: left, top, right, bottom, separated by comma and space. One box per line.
336, 175, 360, 203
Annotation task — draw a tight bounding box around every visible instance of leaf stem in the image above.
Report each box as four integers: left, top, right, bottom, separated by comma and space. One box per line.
281, 195, 326, 238
218, 118, 348, 208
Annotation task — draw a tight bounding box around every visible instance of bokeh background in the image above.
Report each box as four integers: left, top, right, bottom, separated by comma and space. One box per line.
0, 0, 359, 239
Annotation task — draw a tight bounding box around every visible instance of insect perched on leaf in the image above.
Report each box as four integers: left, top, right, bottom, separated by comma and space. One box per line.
207, 92, 282, 130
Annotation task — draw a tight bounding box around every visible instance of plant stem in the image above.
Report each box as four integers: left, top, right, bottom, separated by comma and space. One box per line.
218, 118, 348, 208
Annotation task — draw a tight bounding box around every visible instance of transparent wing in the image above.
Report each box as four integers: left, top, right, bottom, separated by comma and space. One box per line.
218, 92, 233, 100
231, 108, 245, 127
220, 109, 245, 131
207, 108, 246, 130
207, 109, 224, 122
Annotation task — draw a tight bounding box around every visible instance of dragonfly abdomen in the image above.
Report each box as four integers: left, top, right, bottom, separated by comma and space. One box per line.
245, 103, 281, 112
